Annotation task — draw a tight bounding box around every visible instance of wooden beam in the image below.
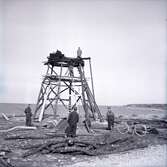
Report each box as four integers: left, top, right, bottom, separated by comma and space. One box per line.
54, 64, 63, 118
39, 84, 51, 122
89, 58, 95, 99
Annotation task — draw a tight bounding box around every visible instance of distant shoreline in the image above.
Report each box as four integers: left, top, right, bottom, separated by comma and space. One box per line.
125, 104, 167, 110
0, 102, 166, 107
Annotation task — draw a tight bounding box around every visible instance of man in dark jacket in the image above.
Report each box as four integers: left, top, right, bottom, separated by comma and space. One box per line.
66, 107, 79, 137
106, 107, 115, 130
24, 104, 32, 126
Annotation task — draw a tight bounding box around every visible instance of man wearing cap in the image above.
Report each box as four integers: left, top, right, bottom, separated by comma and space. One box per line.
24, 104, 32, 126
106, 107, 115, 130
66, 107, 79, 137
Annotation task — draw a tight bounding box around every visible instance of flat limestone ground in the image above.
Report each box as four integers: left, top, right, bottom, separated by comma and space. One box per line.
0, 104, 167, 167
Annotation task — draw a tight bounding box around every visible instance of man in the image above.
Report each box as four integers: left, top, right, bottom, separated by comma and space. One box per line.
24, 104, 32, 126
77, 47, 82, 58
66, 107, 79, 137
106, 107, 115, 130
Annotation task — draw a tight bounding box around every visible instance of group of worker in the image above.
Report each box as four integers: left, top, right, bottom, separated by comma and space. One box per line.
24, 105, 115, 137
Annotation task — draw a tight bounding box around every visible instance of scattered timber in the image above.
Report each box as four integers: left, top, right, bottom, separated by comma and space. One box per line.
1, 113, 9, 121
0, 157, 15, 167
0, 126, 37, 133
21, 136, 140, 158
5, 132, 96, 140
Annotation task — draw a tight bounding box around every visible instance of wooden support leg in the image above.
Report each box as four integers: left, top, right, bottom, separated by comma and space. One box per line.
39, 84, 51, 122
54, 64, 63, 118
78, 65, 89, 121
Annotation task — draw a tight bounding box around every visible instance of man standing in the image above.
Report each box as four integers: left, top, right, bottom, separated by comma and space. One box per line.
106, 106, 115, 130
77, 47, 82, 58
24, 104, 32, 126
66, 107, 79, 137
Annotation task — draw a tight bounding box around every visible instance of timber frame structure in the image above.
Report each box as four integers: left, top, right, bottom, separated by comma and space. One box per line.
33, 48, 103, 122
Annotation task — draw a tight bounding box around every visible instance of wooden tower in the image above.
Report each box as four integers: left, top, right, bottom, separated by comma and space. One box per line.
33, 48, 103, 122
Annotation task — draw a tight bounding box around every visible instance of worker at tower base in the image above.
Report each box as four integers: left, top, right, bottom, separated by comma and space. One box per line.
65, 106, 79, 137
24, 104, 32, 126
106, 107, 115, 130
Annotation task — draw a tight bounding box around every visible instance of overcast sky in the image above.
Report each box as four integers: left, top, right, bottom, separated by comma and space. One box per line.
0, 0, 166, 105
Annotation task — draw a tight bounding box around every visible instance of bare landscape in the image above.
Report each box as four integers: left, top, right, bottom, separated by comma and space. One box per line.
0, 103, 167, 167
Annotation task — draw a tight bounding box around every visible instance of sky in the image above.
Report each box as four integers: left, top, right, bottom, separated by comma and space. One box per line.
0, 0, 166, 105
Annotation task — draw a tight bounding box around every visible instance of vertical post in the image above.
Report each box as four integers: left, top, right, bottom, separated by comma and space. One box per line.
68, 65, 74, 112
78, 65, 88, 119
39, 84, 51, 122
54, 64, 63, 118
33, 65, 50, 120
69, 82, 72, 112
89, 58, 95, 99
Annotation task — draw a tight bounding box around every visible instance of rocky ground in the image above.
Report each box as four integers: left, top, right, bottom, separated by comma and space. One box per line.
0, 104, 167, 167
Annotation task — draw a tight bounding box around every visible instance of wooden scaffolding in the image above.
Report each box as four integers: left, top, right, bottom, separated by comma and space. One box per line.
33, 48, 103, 122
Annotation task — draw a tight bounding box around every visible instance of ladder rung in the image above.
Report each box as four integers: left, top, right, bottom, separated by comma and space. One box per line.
61, 99, 69, 101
